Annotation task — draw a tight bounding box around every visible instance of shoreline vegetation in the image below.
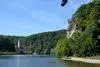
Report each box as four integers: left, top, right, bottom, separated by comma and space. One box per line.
0, 30, 66, 55
52, 0, 100, 63
62, 56, 100, 64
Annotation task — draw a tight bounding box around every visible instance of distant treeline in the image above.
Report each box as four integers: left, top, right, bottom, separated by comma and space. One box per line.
0, 30, 66, 54
24, 30, 66, 54
0, 35, 25, 52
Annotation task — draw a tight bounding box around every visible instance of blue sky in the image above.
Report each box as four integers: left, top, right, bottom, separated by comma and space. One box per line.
0, 0, 91, 36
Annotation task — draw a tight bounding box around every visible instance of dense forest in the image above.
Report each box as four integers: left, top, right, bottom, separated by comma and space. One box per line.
0, 30, 66, 54
52, 0, 100, 57
23, 30, 66, 54
0, 35, 25, 53
0, 36, 15, 52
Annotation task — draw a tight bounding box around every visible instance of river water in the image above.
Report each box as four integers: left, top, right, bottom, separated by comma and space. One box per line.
0, 55, 100, 67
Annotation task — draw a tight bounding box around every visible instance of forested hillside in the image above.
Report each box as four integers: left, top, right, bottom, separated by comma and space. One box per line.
0, 35, 15, 52
24, 30, 66, 54
52, 0, 100, 57
0, 35, 25, 52
0, 30, 66, 54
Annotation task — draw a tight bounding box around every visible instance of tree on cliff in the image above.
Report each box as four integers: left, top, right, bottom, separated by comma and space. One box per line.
53, 0, 100, 57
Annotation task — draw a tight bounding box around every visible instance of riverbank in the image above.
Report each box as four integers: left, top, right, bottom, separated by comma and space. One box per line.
62, 57, 100, 64
0, 52, 33, 55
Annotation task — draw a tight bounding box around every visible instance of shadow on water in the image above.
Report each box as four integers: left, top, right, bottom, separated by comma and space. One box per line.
0, 55, 16, 59
60, 59, 100, 67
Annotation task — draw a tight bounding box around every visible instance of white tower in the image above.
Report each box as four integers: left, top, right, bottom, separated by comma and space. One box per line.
18, 39, 20, 48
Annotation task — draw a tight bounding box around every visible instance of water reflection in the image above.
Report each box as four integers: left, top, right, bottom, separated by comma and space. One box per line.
0, 55, 100, 67
16, 55, 19, 67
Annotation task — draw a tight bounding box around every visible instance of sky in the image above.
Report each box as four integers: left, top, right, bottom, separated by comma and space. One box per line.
0, 0, 91, 36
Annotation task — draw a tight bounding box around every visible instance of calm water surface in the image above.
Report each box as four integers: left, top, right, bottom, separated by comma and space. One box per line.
0, 55, 100, 67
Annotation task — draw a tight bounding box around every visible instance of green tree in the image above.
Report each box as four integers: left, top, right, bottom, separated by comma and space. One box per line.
54, 0, 100, 57
0, 36, 15, 52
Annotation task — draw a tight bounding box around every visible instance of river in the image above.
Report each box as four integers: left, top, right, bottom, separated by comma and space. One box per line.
0, 55, 100, 67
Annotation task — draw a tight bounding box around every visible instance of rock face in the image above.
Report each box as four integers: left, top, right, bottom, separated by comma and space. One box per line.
67, 24, 76, 38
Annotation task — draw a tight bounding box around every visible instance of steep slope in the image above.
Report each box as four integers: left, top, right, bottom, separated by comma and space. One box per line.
53, 0, 100, 57
0, 30, 66, 54
24, 30, 66, 54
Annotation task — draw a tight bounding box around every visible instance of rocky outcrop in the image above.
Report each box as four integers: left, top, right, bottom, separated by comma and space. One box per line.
67, 24, 76, 38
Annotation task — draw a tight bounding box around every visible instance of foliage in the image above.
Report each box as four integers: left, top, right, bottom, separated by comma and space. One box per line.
53, 0, 100, 57
0, 35, 25, 52
0, 30, 66, 54
24, 30, 66, 54
0, 36, 16, 52
51, 38, 72, 57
